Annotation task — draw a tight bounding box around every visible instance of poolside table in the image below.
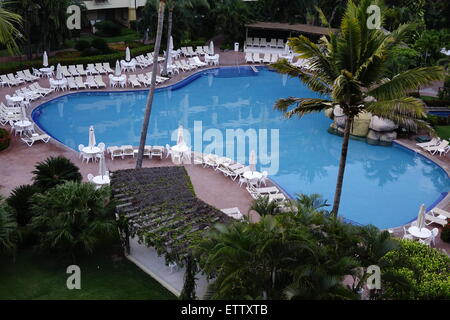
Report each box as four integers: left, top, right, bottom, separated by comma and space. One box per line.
82, 146, 101, 156
39, 67, 54, 78
121, 61, 136, 72
92, 175, 110, 186
408, 226, 432, 239
9, 96, 24, 107
243, 171, 263, 180
110, 75, 126, 88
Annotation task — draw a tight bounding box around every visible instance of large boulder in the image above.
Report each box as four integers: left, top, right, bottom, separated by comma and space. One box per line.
369, 116, 398, 132
335, 115, 347, 129
333, 105, 344, 117
351, 112, 372, 137
380, 131, 397, 142
367, 129, 381, 141
324, 108, 333, 119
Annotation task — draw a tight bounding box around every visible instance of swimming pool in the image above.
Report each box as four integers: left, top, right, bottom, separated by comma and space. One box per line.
32, 66, 450, 229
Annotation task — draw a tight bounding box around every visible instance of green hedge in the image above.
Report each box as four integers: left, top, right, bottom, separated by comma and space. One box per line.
0, 128, 11, 151
0, 45, 155, 74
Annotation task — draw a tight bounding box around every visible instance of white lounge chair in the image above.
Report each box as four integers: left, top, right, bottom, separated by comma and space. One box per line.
151, 146, 164, 159
95, 63, 107, 74
32, 83, 55, 95
85, 76, 98, 88
245, 52, 254, 63
270, 54, 279, 63
137, 74, 151, 86
86, 64, 99, 75
417, 138, 440, 149
61, 66, 72, 77
430, 207, 450, 220
103, 62, 114, 73
121, 145, 134, 158
128, 74, 141, 88
262, 53, 271, 63
21, 133, 50, 146
268, 38, 277, 48
107, 146, 123, 160
425, 214, 447, 227
76, 64, 87, 76
424, 140, 449, 155
17, 71, 33, 82
94, 75, 107, 88
68, 65, 80, 76
67, 77, 78, 90
221, 207, 244, 220
252, 53, 262, 63
75, 76, 86, 89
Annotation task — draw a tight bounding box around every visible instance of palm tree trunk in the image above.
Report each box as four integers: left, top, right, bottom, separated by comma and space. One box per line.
136, 0, 166, 169
162, 8, 173, 76
331, 115, 353, 216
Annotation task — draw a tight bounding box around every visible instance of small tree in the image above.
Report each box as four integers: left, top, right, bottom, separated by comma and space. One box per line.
30, 182, 116, 261
32, 156, 82, 191
0, 198, 18, 254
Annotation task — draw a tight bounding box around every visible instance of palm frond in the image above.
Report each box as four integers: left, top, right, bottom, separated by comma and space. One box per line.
368, 66, 445, 100
274, 97, 333, 119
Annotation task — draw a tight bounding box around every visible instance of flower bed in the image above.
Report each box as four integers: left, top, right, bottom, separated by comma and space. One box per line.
111, 166, 232, 266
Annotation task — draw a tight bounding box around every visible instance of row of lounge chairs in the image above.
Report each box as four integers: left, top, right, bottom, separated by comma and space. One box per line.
180, 46, 212, 57
106, 145, 165, 160
245, 52, 280, 64
416, 138, 450, 155
246, 38, 285, 49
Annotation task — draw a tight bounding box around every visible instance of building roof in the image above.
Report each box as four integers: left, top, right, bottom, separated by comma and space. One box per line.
245, 21, 338, 36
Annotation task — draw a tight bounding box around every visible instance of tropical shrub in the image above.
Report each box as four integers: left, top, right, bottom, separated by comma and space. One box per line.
95, 20, 122, 37
0, 199, 18, 254
30, 181, 116, 260
438, 76, 450, 101
91, 38, 111, 53
0, 128, 10, 151
379, 240, 450, 299
32, 156, 82, 191
74, 39, 91, 52
249, 196, 279, 216
441, 223, 450, 243
80, 47, 102, 57
7, 184, 39, 226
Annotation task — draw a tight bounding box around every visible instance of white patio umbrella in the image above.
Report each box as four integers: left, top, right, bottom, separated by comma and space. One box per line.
167, 37, 173, 67
284, 42, 290, 55
20, 105, 27, 121
209, 41, 214, 56
125, 47, 131, 62
88, 125, 96, 148
177, 125, 185, 146
43, 51, 48, 67
114, 60, 121, 76
98, 154, 107, 178
55, 63, 63, 80
249, 149, 256, 172
417, 204, 426, 229
170, 36, 174, 53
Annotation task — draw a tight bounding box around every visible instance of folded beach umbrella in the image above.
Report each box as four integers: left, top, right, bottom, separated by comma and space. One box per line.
88, 125, 96, 148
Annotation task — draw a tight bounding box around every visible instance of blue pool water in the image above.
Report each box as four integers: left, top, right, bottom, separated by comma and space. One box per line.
429, 111, 450, 117
32, 67, 450, 228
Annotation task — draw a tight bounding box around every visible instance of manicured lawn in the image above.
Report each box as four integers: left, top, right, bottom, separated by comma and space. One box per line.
436, 125, 450, 141
0, 242, 176, 300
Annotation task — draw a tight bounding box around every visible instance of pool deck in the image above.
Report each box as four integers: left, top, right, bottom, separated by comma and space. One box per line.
0, 51, 449, 254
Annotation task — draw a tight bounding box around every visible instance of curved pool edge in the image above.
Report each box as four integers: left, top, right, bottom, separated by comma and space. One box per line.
28, 66, 450, 231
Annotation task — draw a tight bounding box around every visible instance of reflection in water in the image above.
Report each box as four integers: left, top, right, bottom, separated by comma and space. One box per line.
34, 68, 450, 228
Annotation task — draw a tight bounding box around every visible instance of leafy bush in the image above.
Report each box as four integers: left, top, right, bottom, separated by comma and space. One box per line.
95, 21, 122, 37
438, 76, 450, 101
30, 181, 116, 259
7, 184, 39, 226
32, 156, 82, 191
441, 223, 450, 243
80, 47, 102, 57
379, 240, 450, 299
91, 38, 110, 53
424, 99, 450, 108
74, 40, 91, 52
0, 128, 10, 151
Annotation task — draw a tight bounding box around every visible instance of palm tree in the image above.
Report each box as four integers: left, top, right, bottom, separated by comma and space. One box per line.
161, 0, 209, 76
136, 0, 166, 169
32, 156, 82, 191
270, 0, 444, 216
0, 4, 22, 54
30, 181, 116, 260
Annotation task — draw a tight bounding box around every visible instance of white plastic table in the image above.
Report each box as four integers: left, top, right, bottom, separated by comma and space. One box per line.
205, 55, 219, 66
172, 144, 189, 153
82, 146, 101, 155
121, 61, 136, 72
92, 175, 110, 185
408, 226, 432, 239
110, 75, 126, 88
243, 171, 263, 180
9, 96, 24, 106
14, 120, 32, 128
50, 79, 67, 91
40, 67, 54, 78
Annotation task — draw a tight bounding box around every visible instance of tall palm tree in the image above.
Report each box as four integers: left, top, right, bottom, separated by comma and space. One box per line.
0, 3, 22, 54
270, 0, 444, 216
161, 0, 209, 76
136, 0, 166, 168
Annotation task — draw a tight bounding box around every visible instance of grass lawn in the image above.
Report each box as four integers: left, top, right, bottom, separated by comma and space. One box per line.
436, 126, 450, 141
65, 31, 141, 48
0, 240, 176, 300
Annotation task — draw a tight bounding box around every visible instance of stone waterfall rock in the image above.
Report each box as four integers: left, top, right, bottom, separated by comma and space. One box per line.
351, 112, 372, 137
369, 116, 398, 132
